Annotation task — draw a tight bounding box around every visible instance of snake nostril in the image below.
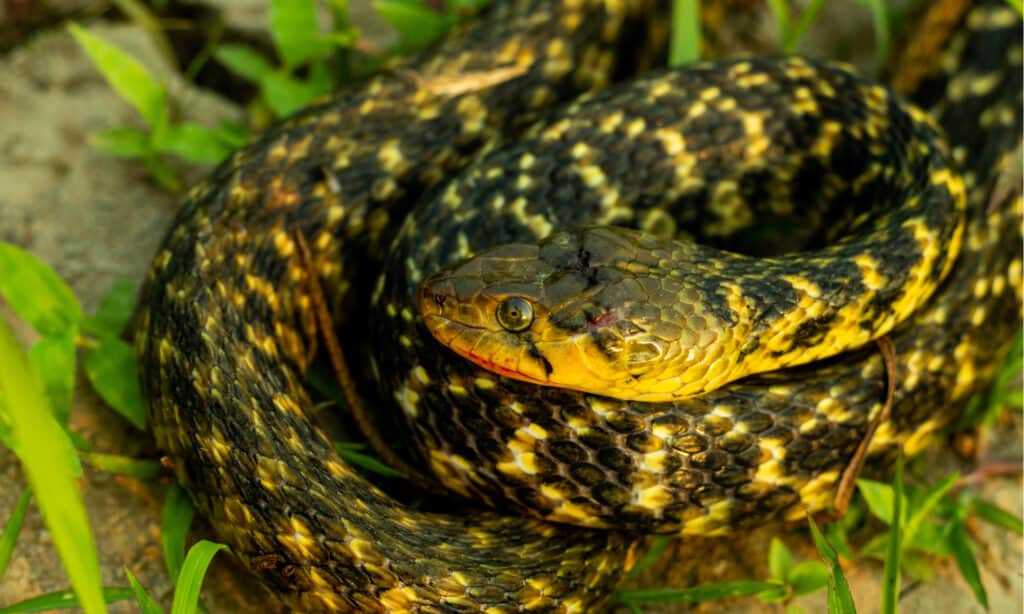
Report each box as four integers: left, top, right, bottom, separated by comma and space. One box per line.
434, 293, 447, 308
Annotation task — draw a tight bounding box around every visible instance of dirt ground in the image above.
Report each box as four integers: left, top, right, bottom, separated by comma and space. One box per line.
0, 2, 1020, 613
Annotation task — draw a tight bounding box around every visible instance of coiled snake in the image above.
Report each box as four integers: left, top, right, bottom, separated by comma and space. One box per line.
134, 0, 1022, 611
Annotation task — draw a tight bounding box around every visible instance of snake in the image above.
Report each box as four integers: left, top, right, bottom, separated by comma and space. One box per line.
132, 0, 1022, 611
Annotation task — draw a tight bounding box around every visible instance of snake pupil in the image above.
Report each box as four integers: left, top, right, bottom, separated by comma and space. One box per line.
496, 297, 534, 332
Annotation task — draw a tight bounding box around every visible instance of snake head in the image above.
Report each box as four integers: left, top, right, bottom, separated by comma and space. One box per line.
417, 227, 738, 401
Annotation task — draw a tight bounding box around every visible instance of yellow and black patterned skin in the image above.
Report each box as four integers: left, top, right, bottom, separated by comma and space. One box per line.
134, 0, 1022, 611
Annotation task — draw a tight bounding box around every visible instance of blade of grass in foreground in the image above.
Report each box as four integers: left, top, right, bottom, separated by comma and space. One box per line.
0, 488, 32, 577
614, 580, 779, 605
0, 317, 106, 614
881, 453, 904, 614
807, 515, 857, 614
0, 587, 134, 613
169, 540, 227, 614
669, 0, 701, 66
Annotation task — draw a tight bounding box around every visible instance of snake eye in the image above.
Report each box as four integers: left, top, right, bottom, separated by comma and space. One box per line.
496, 297, 534, 332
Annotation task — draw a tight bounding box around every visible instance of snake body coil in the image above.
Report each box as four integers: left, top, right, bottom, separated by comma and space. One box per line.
135, 1, 1023, 611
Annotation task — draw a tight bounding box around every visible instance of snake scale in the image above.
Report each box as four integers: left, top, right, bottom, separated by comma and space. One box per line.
134, 0, 1022, 611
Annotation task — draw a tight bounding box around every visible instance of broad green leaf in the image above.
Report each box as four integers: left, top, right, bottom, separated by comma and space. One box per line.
374, 0, 456, 49
669, 0, 701, 66
948, 519, 988, 609
0, 242, 83, 337
970, 497, 1024, 534
758, 584, 790, 603
84, 277, 137, 337
28, 331, 77, 425
80, 452, 162, 480
269, 0, 329, 68
155, 122, 233, 165
0, 488, 32, 578
0, 318, 104, 614
125, 568, 164, 614
614, 580, 780, 604
900, 549, 936, 583
169, 540, 228, 614
787, 560, 830, 596
90, 128, 151, 158
261, 72, 322, 118
214, 44, 275, 83
857, 479, 906, 525
626, 535, 673, 579
902, 472, 958, 546
881, 455, 904, 614
0, 587, 133, 613
768, 537, 794, 581
67, 24, 167, 127
214, 121, 250, 150
162, 483, 195, 582
807, 515, 856, 614
83, 335, 146, 429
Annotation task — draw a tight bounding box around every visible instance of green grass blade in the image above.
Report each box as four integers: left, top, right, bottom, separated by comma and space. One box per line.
125, 568, 165, 614
766, 0, 791, 51
856, 0, 891, 74
335, 443, 404, 478
902, 472, 958, 545
67, 23, 167, 128
948, 519, 989, 608
162, 483, 196, 581
214, 44, 275, 83
970, 497, 1024, 534
669, 0, 701, 66
769, 537, 795, 581
881, 454, 903, 614
1005, 0, 1022, 17
79, 452, 163, 480
169, 540, 228, 614
0, 318, 105, 614
374, 0, 457, 50
0, 488, 32, 578
613, 580, 779, 604
807, 515, 856, 614
0, 587, 134, 613
788, 0, 828, 53
626, 535, 673, 580
0, 242, 83, 337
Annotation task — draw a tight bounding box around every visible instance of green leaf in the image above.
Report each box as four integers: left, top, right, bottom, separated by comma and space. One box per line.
1005, 0, 1023, 18
669, 0, 701, 65
162, 483, 195, 582
91, 128, 151, 159
881, 454, 903, 614
788, 560, 830, 596
213, 121, 250, 150
857, 479, 904, 525
83, 335, 146, 429
374, 0, 457, 49
0, 318, 105, 614
269, 0, 329, 68
260, 72, 322, 118
900, 549, 936, 583
170, 540, 228, 614
902, 472, 958, 546
28, 331, 77, 425
787, 0, 828, 53
970, 497, 1024, 534
213, 44, 275, 82
807, 515, 856, 614
905, 519, 950, 556
125, 568, 165, 614
84, 277, 137, 337
80, 452, 162, 480
614, 580, 781, 604
948, 519, 988, 609
626, 535, 673, 580
67, 23, 167, 127
768, 537, 794, 581
0, 242, 83, 337
0, 587, 135, 613
335, 442, 403, 478
154, 122, 234, 165
142, 155, 181, 192
0, 488, 32, 578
